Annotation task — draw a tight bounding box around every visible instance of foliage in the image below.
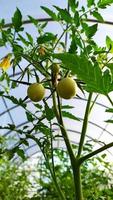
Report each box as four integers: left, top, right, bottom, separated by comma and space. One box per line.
1, 0, 113, 199
0, 136, 32, 200
31, 145, 113, 200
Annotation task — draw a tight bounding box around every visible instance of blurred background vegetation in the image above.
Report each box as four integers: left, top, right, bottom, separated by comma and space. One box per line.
0, 136, 113, 200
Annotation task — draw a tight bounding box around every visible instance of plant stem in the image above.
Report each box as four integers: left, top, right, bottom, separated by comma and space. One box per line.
89, 94, 99, 113
56, 93, 75, 161
53, 25, 71, 51
77, 93, 92, 157
27, 133, 66, 200
52, 92, 84, 200
107, 94, 113, 106
73, 160, 83, 200
80, 141, 113, 164
44, 155, 66, 200
10, 79, 31, 85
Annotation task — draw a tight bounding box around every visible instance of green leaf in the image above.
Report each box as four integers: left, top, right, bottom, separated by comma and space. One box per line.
45, 103, 54, 121
92, 11, 104, 22
13, 43, 23, 57
61, 105, 74, 109
106, 36, 113, 53
2, 95, 26, 108
69, 37, 77, 53
53, 53, 113, 95
86, 24, 98, 39
105, 119, 113, 123
68, 0, 76, 12
106, 108, 113, 113
26, 32, 33, 45
8, 124, 15, 130
16, 148, 26, 160
18, 34, 29, 46
107, 63, 113, 79
0, 91, 4, 96
12, 8, 22, 32
62, 111, 80, 121
21, 139, 29, 146
0, 18, 5, 27
101, 153, 106, 158
98, 0, 113, 8
26, 111, 34, 122
54, 6, 72, 23
34, 103, 43, 110
28, 15, 38, 26
41, 6, 57, 20
11, 81, 17, 89
37, 32, 56, 44
3, 95, 19, 104
35, 122, 50, 136
0, 38, 5, 47
87, 0, 95, 7
38, 126, 50, 136
74, 11, 80, 27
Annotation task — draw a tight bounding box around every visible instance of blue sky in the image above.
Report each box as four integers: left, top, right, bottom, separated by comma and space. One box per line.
0, 0, 66, 22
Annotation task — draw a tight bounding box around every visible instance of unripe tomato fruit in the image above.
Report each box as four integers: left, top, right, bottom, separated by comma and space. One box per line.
57, 77, 77, 99
27, 83, 45, 102
51, 63, 60, 74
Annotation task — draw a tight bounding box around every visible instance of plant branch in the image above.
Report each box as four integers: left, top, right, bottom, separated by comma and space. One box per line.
77, 93, 92, 157
80, 141, 113, 164
44, 154, 66, 200
107, 94, 113, 106
53, 25, 71, 51
26, 133, 66, 200
56, 92, 75, 161
50, 121, 56, 177
89, 94, 99, 113
10, 79, 31, 85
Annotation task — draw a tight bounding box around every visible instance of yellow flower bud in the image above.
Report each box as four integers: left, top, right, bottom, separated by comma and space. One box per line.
0, 53, 12, 71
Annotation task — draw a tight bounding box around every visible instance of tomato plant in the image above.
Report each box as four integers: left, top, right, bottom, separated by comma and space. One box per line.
1, 0, 113, 199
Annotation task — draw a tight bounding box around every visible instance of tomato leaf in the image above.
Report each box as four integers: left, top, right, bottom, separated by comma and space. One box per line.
53, 53, 113, 95
98, 0, 113, 8
37, 32, 56, 44
106, 36, 113, 53
28, 15, 38, 26
16, 148, 26, 160
18, 34, 29, 46
26, 32, 33, 45
44, 102, 54, 121
107, 63, 113, 79
106, 108, 113, 113
61, 105, 74, 109
41, 6, 57, 20
12, 8, 22, 32
86, 24, 98, 39
2, 95, 26, 108
26, 111, 34, 122
87, 0, 95, 7
68, 0, 77, 12
62, 111, 80, 121
92, 11, 104, 22
54, 6, 72, 23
